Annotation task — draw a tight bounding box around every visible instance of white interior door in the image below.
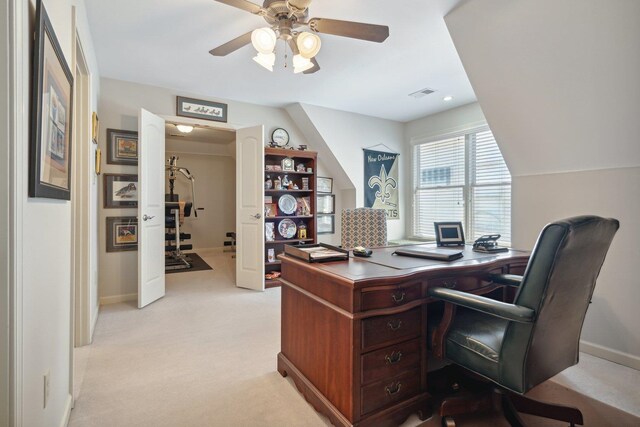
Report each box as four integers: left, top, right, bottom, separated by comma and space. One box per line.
138, 109, 166, 308
236, 125, 265, 291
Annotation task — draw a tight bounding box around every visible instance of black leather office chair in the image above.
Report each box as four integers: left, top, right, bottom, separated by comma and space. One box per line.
428, 215, 619, 427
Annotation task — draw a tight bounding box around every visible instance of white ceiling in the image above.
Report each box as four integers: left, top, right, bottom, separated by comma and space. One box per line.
84, 0, 474, 122
165, 122, 235, 144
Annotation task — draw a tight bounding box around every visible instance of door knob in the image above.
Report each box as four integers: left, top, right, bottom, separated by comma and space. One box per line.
252, 213, 262, 219
142, 214, 155, 221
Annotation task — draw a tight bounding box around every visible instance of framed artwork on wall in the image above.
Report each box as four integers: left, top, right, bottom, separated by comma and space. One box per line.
317, 177, 333, 194
106, 216, 138, 252
29, 0, 74, 200
176, 96, 228, 123
317, 194, 335, 214
106, 128, 138, 165
318, 214, 335, 234
104, 174, 138, 208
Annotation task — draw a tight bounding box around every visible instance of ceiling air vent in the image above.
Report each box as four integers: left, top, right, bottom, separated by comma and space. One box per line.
409, 87, 436, 99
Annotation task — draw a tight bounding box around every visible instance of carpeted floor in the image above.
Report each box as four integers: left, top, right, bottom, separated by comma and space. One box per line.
165, 252, 213, 274
70, 248, 639, 427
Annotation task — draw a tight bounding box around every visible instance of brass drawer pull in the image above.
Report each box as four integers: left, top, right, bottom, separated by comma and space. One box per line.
387, 320, 403, 331
391, 292, 405, 303
443, 280, 457, 289
385, 382, 402, 395
385, 351, 403, 365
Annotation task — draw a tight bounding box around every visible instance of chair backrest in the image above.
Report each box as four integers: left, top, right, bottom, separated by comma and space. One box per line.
341, 208, 388, 249
499, 215, 619, 393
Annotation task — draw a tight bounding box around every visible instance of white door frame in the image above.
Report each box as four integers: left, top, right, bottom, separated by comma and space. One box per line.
4, 0, 27, 424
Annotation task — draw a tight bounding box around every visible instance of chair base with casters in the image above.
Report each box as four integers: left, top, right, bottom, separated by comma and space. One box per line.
427, 216, 619, 427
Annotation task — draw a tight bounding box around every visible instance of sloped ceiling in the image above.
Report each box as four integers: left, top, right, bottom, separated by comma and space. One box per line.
445, 0, 640, 177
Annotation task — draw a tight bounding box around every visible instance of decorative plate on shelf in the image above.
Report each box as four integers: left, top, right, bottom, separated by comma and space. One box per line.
278, 194, 297, 215
278, 219, 297, 239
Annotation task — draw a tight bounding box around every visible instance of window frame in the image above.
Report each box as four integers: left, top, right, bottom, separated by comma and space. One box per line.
410, 125, 511, 245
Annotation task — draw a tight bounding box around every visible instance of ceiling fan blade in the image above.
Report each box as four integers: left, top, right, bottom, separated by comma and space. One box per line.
303, 57, 320, 74
213, 0, 263, 15
287, 0, 313, 12
309, 18, 389, 43
209, 31, 253, 56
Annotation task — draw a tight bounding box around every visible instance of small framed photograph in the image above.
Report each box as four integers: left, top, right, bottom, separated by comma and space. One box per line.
106, 128, 138, 165
265, 222, 275, 242
176, 96, 228, 123
434, 221, 465, 247
92, 112, 99, 144
104, 174, 138, 208
29, 0, 74, 200
267, 248, 276, 263
317, 194, 335, 214
264, 203, 278, 217
317, 177, 333, 193
106, 216, 138, 252
318, 214, 335, 234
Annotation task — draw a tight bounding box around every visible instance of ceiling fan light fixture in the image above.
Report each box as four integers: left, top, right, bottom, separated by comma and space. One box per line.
292, 54, 313, 74
253, 52, 276, 71
251, 27, 277, 54
296, 32, 321, 59
175, 124, 194, 133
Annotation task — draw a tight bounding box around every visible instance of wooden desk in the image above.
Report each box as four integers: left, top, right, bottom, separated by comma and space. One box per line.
277, 244, 530, 427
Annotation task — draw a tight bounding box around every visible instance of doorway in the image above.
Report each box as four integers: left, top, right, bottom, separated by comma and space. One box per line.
163, 121, 237, 274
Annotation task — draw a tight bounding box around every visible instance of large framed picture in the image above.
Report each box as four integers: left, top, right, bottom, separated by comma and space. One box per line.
106, 217, 138, 252
29, 0, 74, 200
107, 128, 138, 165
317, 177, 333, 194
176, 96, 228, 123
317, 194, 335, 214
104, 174, 138, 208
317, 214, 335, 234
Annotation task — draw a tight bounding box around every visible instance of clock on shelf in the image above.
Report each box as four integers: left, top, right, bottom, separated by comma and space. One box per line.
271, 128, 290, 147
282, 157, 295, 171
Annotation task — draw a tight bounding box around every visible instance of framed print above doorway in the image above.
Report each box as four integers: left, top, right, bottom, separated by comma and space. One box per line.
29, 0, 74, 200
176, 96, 228, 123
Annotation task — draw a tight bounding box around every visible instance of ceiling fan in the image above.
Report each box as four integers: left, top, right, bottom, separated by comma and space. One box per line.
209, 0, 390, 74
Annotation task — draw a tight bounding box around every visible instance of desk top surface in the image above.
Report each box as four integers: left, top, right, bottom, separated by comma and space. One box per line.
281, 243, 530, 284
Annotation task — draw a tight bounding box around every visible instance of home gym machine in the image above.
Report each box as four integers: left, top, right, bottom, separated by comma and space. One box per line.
165, 156, 203, 271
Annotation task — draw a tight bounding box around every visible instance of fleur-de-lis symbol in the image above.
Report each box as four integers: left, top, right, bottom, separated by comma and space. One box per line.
368, 165, 397, 206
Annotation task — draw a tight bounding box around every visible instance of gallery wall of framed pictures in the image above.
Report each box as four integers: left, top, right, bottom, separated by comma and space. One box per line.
316, 177, 335, 235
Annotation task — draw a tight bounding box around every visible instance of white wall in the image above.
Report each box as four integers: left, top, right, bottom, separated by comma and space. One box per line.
165, 149, 235, 250
445, 0, 640, 367
98, 77, 315, 301
8, 0, 102, 426
287, 103, 407, 241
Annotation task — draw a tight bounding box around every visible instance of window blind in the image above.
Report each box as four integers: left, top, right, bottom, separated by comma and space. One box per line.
413, 129, 512, 245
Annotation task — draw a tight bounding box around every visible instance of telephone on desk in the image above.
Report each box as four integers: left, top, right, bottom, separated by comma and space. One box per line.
472, 234, 509, 253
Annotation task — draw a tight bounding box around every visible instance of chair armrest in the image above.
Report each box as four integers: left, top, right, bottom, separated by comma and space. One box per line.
490, 274, 523, 287
428, 287, 535, 323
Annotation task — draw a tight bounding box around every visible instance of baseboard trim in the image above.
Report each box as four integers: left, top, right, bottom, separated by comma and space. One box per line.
580, 340, 640, 370
99, 293, 137, 305
59, 393, 72, 427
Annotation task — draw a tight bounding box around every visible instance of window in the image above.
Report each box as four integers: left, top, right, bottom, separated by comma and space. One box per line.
412, 127, 511, 245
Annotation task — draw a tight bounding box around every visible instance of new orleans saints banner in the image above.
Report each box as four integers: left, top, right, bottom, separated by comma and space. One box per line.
364, 149, 400, 220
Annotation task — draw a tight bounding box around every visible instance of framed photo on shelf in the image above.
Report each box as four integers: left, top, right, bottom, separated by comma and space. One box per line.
317, 194, 335, 214
264, 203, 278, 217
317, 214, 335, 234
317, 177, 333, 193
176, 96, 228, 123
104, 174, 138, 208
106, 216, 138, 252
29, 0, 74, 200
106, 128, 138, 165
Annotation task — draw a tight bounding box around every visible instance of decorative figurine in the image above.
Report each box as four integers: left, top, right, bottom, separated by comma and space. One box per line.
298, 222, 307, 239
274, 176, 282, 190
282, 174, 291, 188
265, 175, 272, 190
296, 163, 306, 172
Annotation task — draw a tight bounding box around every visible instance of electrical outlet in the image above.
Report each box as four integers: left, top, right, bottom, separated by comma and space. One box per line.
43, 371, 50, 409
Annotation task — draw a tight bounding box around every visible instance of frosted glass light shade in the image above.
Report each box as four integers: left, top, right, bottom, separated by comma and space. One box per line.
293, 54, 313, 74
296, 32, 321, 59
253, 52, 275, 71
251, 28, 277, 54
175, 124, 194, 133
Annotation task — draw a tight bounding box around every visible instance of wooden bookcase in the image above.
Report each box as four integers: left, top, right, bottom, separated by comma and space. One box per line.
264, 147, 317, 287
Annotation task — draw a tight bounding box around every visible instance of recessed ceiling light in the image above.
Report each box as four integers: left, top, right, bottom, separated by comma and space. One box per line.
175, 124, 194, 133
443, 95, 454, 102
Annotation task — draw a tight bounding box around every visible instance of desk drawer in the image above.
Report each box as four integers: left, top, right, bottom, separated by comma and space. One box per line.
361, 338, 421, 385
360, 282, 421, 311
362, 307, 421, 350
428, 276, 480, 291
361, 369, 421, 415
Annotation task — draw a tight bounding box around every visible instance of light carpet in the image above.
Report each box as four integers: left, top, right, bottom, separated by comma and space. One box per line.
70, 249, 639, 427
